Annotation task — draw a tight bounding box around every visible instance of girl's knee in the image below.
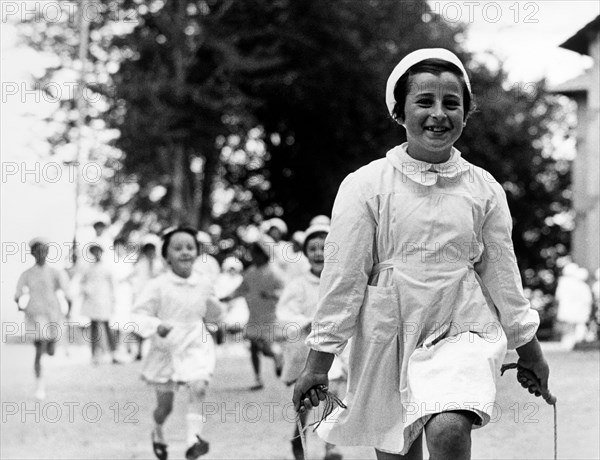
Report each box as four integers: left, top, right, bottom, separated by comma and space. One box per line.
425, 411, 473, 457
189, 380, 209, 400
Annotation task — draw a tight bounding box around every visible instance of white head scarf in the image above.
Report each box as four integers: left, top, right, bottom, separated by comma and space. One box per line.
385, 48, 471, 119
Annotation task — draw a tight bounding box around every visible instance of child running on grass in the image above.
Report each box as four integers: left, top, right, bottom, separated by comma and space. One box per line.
14, 237, 71, 400
132, 227, 224, 460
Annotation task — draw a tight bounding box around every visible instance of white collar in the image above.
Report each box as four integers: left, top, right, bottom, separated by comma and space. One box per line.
386, 142, 469, 186
167, 271, 200, 286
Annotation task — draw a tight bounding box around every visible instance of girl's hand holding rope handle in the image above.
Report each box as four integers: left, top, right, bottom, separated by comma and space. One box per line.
503, 338, 557, 459
293, 350, 335, 412
511, 337, 554, 404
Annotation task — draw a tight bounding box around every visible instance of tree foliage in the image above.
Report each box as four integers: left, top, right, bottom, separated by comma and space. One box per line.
18, 0, 571, 294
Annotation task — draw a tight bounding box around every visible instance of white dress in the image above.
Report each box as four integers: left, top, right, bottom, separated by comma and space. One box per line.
131, 271, 224, 385
80, 261, 115, 321
276, 270, 348, 385
555, 274, 593, 324
306, 144, 540, 454
15, 265, 70, 341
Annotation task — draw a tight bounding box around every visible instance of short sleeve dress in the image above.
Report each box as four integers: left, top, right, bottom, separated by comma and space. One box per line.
131, 271, 224, 386
306, 144, 540, 455
15, 264, 70, 341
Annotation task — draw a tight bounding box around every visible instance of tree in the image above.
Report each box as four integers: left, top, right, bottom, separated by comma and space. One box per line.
18, 0, 572, 297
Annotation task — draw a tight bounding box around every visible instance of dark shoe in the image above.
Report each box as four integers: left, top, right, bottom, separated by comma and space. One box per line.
274, 354, 283, 377
291, 437, 304, 460
249, 382, 264, 391
151, 431, 168, 460
324, 452, 343, 460
185, 435, 209, 460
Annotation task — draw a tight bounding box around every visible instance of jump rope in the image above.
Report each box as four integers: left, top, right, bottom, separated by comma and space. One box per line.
295, 369, 557, 460
294, 385, 345, 460
501, 363, 558, 460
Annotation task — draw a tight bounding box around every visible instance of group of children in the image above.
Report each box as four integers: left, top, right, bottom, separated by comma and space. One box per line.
15, 48, 568, 460
14, 216, 345, 460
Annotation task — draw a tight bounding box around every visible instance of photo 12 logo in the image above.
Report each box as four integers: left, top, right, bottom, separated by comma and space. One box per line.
2, 401, 139, 424
1, 1, 138, 24
426, 1, 540, 24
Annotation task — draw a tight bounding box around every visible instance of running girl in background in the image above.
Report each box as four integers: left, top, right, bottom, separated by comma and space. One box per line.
277, 219, 347, 460
132, 227, 224, 460
80, 244, 119, 365
14, 237, 72, 400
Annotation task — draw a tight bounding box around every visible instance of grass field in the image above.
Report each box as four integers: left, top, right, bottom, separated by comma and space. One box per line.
1, 340, 598, 460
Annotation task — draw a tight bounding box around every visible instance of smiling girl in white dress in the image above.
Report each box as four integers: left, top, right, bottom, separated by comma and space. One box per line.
132, 227, 224, 460
293, 48, 553, 460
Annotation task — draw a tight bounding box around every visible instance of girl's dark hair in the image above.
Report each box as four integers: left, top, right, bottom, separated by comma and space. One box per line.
141, 243, 156, 255
302, 231, 328, 256
391, 58, 475, 122
161, 227, 200, 258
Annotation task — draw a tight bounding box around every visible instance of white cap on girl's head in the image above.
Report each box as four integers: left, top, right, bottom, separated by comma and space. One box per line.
386, 48, 471, 118
292, 231, 306, 245
267, 217, 288, 235
28, 237, 49, 248
302, 223, 330, 254
309, 215, 331, 226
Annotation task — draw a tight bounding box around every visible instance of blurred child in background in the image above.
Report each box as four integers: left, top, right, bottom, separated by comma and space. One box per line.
14, 237, 72, 399
80, 244, 120, 365
224, 242, 285, 390
277, 219, 347, 460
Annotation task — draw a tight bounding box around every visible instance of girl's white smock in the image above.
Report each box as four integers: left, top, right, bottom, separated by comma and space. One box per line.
276, 270, 348, 385
132, 271, 223, 385
307, 144, 540, 455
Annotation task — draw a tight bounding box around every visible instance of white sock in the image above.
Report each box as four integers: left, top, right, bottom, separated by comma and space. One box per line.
186, 413, 206, 446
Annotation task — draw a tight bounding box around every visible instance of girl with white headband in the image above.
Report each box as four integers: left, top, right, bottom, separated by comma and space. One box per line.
292, 48, 552, 459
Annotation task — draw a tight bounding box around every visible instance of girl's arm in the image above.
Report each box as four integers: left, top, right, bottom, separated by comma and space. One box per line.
130, 279, 163, 338
295, 173, 375, 407
14, 273, 27, 309
305, 172, 375, 355
221, 276, 249, 302
475, 183, 550, 399
56, 269, 73, 316
474, 183, 540, 349
205, 296, 226, 325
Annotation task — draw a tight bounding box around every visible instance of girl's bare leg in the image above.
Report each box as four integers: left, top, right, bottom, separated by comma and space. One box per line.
153, 389, 174, 443
33, 341, 43, 378
185, 380, 210, 455
375, 434, 423, 460
424, 411, 474, 460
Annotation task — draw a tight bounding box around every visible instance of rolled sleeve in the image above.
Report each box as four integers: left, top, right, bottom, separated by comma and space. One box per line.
307, 173, 376, 355
474, 184, 539, 349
